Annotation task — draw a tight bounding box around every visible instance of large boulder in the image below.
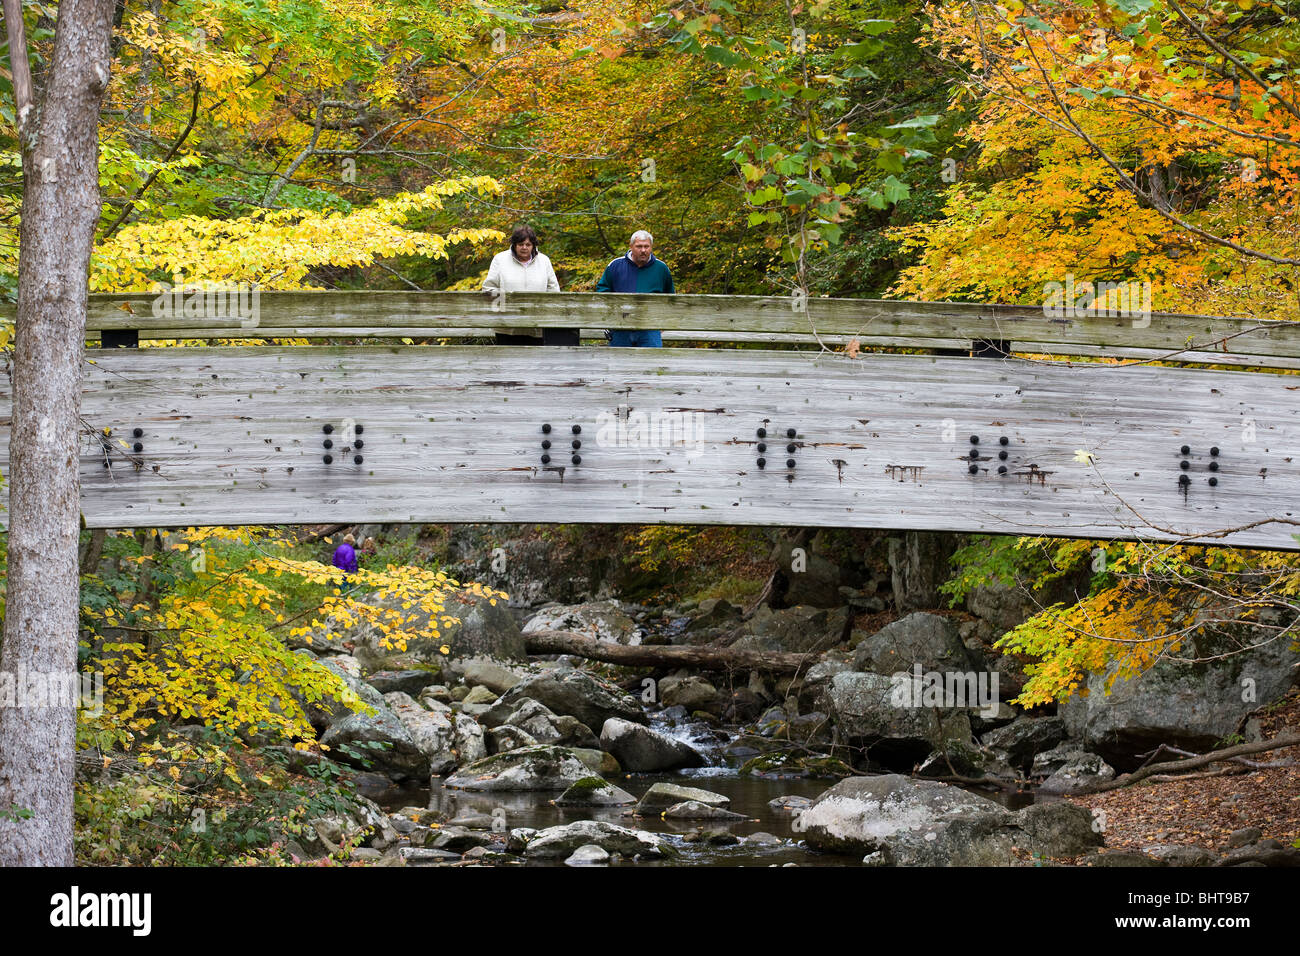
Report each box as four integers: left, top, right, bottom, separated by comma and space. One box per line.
1040, 752, 1116, 793
524, 820, 672, 860
852, 612, 976, 676
554, 776, 637, 807
731, 605, 850, 655
480, 698, 598, 749
455, 657, 533, 695
980, 716, 1067, 771
634, 783, 730, 815
523, 600, 641, 645
658, 675, 722, 713
443, 745, 596, 791
320, 699, 429, 781
822, 671, 974, 763
497, 669, 646, 731
599, 718, 706, 772
350, 591, 526, 672
382, 691, 459, 775
1059, 619, 1300, 763
798, 775, 1101, 864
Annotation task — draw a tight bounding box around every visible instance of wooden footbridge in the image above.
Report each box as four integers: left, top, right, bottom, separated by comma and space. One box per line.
3, 289, 1299, 549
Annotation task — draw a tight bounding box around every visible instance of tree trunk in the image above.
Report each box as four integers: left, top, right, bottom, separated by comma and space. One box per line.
0, 0, 115, 866
524, 628, 817, 675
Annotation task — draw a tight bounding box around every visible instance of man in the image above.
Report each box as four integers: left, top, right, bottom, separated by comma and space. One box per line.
597, 230, 674, 347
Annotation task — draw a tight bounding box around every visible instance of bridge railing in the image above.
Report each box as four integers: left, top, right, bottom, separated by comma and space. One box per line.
83, 290, 1300, 370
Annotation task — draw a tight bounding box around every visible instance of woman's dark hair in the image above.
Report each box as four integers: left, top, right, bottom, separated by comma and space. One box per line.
510, 225, 540, 258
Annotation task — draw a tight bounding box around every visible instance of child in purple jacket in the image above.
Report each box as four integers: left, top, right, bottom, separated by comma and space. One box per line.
332, 533, 358, 586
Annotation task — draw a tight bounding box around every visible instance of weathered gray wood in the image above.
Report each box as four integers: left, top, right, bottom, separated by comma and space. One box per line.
1, 345, 1297, 548
69, 290, 1300, 369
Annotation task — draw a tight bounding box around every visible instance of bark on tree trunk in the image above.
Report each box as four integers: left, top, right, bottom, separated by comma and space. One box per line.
524, 628, 818, 675
0, 0, 115, 867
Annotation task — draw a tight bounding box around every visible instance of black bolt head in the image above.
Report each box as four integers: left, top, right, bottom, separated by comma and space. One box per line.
132, 427, 143, 438
1179, 460, 1189, 470
542, 423, 552, 434
324, 439, 333, 449
1209, 461, 1219, 471
969, 449, 979, 461
1210, 446, 1219, 456
968, 463, 979, 474
969, 435, 979, 444
786, 443, 796, 453
355, 424, 364, 435
1209, 476, 1218, 487
354, 439, 364, 449
541, 454, 551, 464
571, 454, 581, 465
324, 454, 333, 464
999, 436, 1009, 446
757, 457, 766, 469
757, 442, 767, 453
997, 465, 1007, 475
786, 428, 796, 439
354, 455, 363, 465
572, 439, 581, 449
998, 450, 1008, 460
1178, 474, 1190, 486
757, 427, 766, 438
572, 424, 581, 434
324, 424, 334, 434
133, 442, 143, 453
541, 439, 551, 450
1180, 444, 1190, 455
786, 458, 796, 469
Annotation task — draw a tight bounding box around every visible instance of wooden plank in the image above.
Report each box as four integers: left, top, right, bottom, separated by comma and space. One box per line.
0, 346, 1296, 548
76, 290, 1300, 368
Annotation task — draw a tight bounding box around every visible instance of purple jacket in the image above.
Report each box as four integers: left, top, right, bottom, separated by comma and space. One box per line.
332, 543, 358, 573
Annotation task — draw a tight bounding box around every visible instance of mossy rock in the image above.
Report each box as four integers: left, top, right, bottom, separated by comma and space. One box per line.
740, 751, 853, 779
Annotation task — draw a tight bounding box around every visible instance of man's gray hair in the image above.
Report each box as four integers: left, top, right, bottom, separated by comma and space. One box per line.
630, 230, 653, 244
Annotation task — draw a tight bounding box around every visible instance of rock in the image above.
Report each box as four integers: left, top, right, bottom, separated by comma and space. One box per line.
599, 717, 706, 772
350, 847, 382, 861
458, 657, 531, 695
634, 783, 730, 815
524, 820, 670, 860
980, 716, 1067, 771
565, 844, 611, 866
365, 669, 439, 695
662, 801, 748, 821
658, 675, 722, 713
420, 685, 453, 707
1226, 827, 1262, 849
382, 691, 459, 775
488, 724, 539, 754
555, 776, 637, 807
481, 698, 599, 749
732, 605, 850, 655
453, 713, 486, 765
1084, 850, 1168, 867
506, 828, 536, 854
444, 744, 596, 791
740, 751, 854, 778
798, 775, 1099, 865
852, 612, 976, 676
1059, 618, 1300, 763
571, 747, 621, 775
822, 671, 974, 761
497, 669, 647, 731
1214, 845, 1300, 867
916, 740, 1018, 782
462, 685, 498, 706
347, 591, 525, 671
745, 831, 782, 845
396, 847, 462, 865
320, 697, 429, 781
1040, 752, 1116, 793
429, 826, 493, 852
1144, 845, 1216, 866
686, 598, 742, 632
523, 600, 641, 645
769, 795, 813, 814
447, 812, 495, 829
1031, 742, 1083, 778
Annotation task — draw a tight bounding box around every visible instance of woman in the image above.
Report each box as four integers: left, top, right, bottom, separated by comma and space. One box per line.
332, 533, 358, 587
482, 225, 577, 345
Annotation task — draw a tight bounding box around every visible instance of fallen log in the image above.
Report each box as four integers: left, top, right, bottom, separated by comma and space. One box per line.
1074, 732, 1300, 795
523, 628, 817, 675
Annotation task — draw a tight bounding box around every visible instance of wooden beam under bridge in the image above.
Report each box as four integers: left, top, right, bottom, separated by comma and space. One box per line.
1, 345, 1297, 548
